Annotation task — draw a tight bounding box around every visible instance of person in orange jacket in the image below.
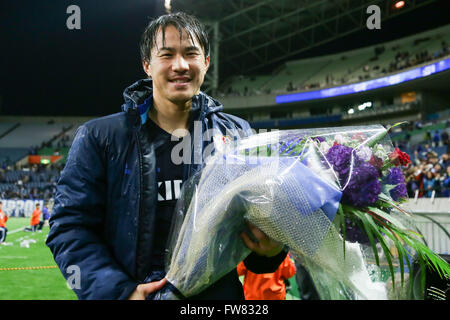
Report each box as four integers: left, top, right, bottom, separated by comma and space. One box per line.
237, 253, 297, 300
0, 201, 8, 243
24, 203, 44, 232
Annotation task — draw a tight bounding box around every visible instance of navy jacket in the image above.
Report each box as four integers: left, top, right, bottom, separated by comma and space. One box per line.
46, 79, 285, 300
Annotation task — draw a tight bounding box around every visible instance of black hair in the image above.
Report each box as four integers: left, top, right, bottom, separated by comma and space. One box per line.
139, 12, 210, 63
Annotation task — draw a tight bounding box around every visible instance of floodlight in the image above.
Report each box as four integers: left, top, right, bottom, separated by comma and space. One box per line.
394, 1, 405, 9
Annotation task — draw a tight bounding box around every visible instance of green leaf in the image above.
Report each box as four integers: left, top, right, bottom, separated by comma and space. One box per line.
377, 195, 412, 217
383, 228, 407, 287
382, 184, 397, 193
364, 122, 407, 149
340, 199, 450, 293
396, 240, 405, 286
361, 212, 396, 290
345, 206, 397, 288
338, 205, 346, 259
367, 206, 406, 230
378, 192, 395, 203
353, 210, 380, 267
418, 253, 426, 294
395, 230, 450, 295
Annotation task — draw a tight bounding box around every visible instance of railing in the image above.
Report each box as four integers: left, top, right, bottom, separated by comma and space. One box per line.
0, 123, 21, 141
403, 197, 450, 255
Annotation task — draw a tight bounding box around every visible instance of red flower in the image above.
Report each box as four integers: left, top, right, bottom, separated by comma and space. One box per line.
388, 148, 410, 166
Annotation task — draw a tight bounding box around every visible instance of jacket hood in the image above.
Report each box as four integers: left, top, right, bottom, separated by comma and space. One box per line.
121, 78, 223, 125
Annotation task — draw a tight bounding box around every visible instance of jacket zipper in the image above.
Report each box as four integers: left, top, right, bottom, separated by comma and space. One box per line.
134, 129, 145, 282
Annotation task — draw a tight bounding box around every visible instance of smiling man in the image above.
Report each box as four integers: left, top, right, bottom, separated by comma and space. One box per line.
46, 12, 287, 300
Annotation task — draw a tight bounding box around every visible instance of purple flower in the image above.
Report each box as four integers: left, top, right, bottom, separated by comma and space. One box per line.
326, 144, 382, 207
344, 219, 371, 244
390, 183, 407, 201
386, 167, 407, 201
386, 167, 404, 185
325, 145, 363, 181
342, 162, 382, 207
312, 136, 325, 143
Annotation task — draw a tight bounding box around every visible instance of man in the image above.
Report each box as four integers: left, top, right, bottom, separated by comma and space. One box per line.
46, 12, 286, 300
42, 204, 50, 227
0, 201, 8, 243
25, 203, 44, 232
237, 253, 296, 300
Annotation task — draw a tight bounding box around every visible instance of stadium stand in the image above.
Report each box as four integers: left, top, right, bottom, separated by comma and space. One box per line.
0, 117, 448, 203
0, 164, 61, 201
0, 122, 72, 148
1, 25, 449, 211
219, 24, 450, 97
0, 117, 90, 202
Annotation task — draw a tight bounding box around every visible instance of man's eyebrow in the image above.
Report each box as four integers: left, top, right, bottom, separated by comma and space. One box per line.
184, 46, 200, 52
157, 46, 201, 54
158, 47, 175, 52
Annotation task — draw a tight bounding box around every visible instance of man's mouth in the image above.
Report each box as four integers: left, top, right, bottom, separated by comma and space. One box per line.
169, 77, 191, 83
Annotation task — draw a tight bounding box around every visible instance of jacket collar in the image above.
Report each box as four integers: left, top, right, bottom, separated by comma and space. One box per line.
121, 78, 223, 125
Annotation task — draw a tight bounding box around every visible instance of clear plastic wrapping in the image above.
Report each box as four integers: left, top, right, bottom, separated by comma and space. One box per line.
156, 124, 449, 300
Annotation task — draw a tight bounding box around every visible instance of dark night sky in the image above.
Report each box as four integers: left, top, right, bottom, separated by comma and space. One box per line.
0, 0, 164, 117
0, 1, 449, 117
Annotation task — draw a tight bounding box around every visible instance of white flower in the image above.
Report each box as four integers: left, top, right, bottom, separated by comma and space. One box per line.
356, 145, 372, 161
373, 144, 388, 159
318, 141, 331, 155
334, 134, 349, 145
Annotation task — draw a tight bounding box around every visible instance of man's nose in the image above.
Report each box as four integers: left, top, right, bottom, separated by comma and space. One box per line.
172, 54, 189, 72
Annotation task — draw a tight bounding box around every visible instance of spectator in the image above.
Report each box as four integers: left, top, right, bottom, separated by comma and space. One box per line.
440, 153, 449, 168
432, 163, 444, 176
419, 144, 433, 160
405, 167, 417, 198
286, 81, 295, 92
433, 130, 440, 147
423, 171, 437, 198
424, 131, 432, 144
442, 166, 450, 197
441, 130, 449, 146
441, 40, 449, 54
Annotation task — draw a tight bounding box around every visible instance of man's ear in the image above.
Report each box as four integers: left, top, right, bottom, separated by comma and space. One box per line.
205, 56, 210, 72
142, 60, 151, 78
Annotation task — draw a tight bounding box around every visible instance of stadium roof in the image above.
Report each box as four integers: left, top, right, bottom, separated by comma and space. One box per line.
1, 0, 449, 116
172, 0, 447, 78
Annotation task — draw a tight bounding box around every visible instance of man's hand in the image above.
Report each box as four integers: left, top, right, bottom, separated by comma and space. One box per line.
240, 221, 283, 257
127, 278, 167, 300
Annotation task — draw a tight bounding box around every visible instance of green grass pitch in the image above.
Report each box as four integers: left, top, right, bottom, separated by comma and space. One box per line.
0, 217, 77, 300
1, 218, 301, 300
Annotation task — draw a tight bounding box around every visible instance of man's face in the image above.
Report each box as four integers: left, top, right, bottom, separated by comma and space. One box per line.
143, 25, 210, 106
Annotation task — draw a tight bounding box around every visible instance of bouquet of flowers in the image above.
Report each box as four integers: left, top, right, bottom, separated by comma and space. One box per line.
156, 124, 450, 300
